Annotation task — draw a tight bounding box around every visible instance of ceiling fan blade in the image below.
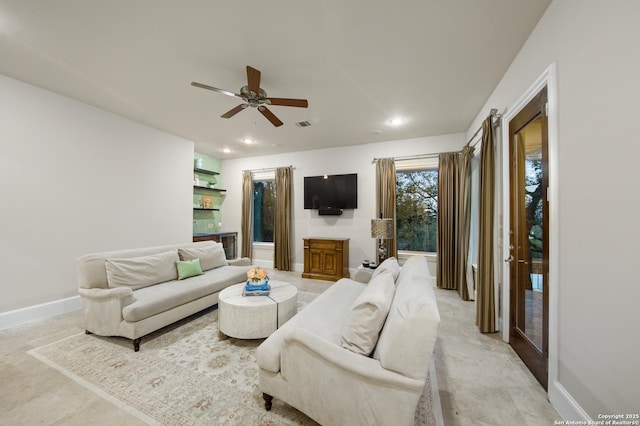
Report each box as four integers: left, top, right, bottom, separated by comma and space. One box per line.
266, 98, 309, 108
191, 82, 240, 98
246, 66, 261, 96
221, 104, 248, 119
258, 106, 283, 127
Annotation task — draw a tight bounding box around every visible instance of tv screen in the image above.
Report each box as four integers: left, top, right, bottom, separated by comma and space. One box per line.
304, 173, 358, 210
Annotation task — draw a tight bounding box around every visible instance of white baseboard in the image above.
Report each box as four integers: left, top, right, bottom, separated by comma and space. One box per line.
251, 259, 273, 270
549, 379, 591, 422
253, 261, 306, 273
249, 261, 356, 278
0, 295, 81, 331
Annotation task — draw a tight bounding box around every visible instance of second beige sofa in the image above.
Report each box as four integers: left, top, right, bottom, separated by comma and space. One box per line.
256, 255, 440, 426
76, 241, 251, 351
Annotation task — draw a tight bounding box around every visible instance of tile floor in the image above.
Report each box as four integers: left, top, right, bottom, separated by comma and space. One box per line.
0, 270, 561, 425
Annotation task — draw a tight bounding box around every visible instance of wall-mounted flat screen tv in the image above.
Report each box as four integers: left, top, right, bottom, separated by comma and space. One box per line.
304, 173, 358, 211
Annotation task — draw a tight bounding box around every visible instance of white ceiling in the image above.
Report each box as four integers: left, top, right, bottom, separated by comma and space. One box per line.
0, 1, 551, 159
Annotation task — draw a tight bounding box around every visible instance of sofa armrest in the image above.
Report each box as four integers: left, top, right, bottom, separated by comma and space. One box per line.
228, 257, 251, 266
277, 327, 427, 426
282, 327, 423, 390
78, 287, 135, 336
78, 287, 134, 302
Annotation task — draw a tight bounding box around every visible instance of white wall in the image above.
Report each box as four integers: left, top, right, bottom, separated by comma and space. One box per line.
0, 75, 193, 317
221, 133, 464, 271
465, 0, 640, 419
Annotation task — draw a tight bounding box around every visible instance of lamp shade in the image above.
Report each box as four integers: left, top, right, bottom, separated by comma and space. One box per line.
371, 218, 393, 239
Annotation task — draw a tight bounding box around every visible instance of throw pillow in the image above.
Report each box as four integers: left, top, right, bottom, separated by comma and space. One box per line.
371, 257, 400, 282
178, 243, 227, 271
176, 258, 204, 280
105, 250, 179, 290
341, 269, 396, 356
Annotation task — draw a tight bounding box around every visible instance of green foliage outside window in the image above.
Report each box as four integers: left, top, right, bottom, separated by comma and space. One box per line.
525, 158, 543, 259
253, 180, 275, 243
396, 169, 438, 252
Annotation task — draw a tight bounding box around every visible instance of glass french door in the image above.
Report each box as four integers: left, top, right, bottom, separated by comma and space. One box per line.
508, 87, 549, 390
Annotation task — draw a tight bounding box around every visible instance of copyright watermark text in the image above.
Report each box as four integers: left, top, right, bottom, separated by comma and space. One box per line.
554, 414, 640, 426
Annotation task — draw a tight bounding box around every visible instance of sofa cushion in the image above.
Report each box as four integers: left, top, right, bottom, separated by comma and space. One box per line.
257, 278, 365, 374
176, 258, 203, 280
371, 257, 400, 282
122, 265, 249, 322
105, 250, 179, 290
178, 244, 227, 271
372, 255, 440, 381
341, 270, 395, 355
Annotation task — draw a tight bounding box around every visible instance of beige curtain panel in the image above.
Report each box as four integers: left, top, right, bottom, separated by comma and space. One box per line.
455, 146, 474, 300
436, 153, 458, 290
240, 171, 253, 260
476, 118, 497, 333
375, 158, 397, 263
274, 167, 292, 271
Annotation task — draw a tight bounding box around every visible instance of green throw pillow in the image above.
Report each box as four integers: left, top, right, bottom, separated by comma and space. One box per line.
176, 258, 203, 280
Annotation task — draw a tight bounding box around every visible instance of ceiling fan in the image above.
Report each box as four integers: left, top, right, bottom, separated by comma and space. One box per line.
191, 65, 308, 127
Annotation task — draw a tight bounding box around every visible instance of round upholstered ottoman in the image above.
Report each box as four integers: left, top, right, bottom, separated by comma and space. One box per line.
218, 280, 298, 339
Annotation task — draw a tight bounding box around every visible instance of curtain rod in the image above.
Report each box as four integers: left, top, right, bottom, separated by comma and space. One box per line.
372, 109, 503, 163
466, 110, 502, 147
243, 165, 295, 173
372, 151, 461, 163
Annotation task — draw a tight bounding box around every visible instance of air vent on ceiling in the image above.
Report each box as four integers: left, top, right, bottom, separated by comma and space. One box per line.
295, 121, 312, 127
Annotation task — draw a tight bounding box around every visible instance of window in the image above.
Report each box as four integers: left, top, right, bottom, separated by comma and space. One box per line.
395, 159, 438, 253
252, 176, 275, 243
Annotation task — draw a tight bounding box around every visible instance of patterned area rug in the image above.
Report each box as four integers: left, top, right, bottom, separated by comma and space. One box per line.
29, 291, 440, 425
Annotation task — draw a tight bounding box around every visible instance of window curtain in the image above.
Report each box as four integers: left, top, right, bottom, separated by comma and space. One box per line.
436, 153, 458, 290
274, 167, 292, 270
375, 159, 397, 263
456, 146, 474, 300
476, 118, 497, 333
240, 171, 253, 259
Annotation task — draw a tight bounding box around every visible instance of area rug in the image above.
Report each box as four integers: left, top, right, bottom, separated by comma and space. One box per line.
29, 291, 441, 425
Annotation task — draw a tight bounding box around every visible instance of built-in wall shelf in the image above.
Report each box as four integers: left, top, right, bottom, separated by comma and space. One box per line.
193, 185, 227, 192
193, 158, 224, 236
194, 168, 220, 176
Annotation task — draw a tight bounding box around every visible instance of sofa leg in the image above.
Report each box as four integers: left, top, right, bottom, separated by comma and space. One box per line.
133, 338, 141, 352
262, 393, 273, 411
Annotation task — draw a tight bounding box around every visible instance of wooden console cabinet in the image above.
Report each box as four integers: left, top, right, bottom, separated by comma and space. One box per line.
302, 237, 350, 281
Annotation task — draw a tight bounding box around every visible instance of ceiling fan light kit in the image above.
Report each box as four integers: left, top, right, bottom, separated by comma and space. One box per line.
191, 65, 308, 127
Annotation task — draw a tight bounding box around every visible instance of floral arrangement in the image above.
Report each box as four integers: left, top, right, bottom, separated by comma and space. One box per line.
247, 267, 269, 283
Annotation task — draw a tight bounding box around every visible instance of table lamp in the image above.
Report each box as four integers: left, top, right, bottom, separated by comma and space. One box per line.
371, 216, 393, 262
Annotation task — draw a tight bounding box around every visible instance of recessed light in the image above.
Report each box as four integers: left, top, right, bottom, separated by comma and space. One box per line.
243, 138, 253, 145
388, 117, 405, 126
222, 148, 231, 154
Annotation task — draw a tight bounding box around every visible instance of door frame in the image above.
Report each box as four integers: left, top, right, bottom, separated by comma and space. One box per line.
500, 64, 559, 390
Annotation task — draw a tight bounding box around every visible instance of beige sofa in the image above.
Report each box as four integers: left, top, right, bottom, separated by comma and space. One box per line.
76, 241, 251, 351
256, 255, 440, 426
